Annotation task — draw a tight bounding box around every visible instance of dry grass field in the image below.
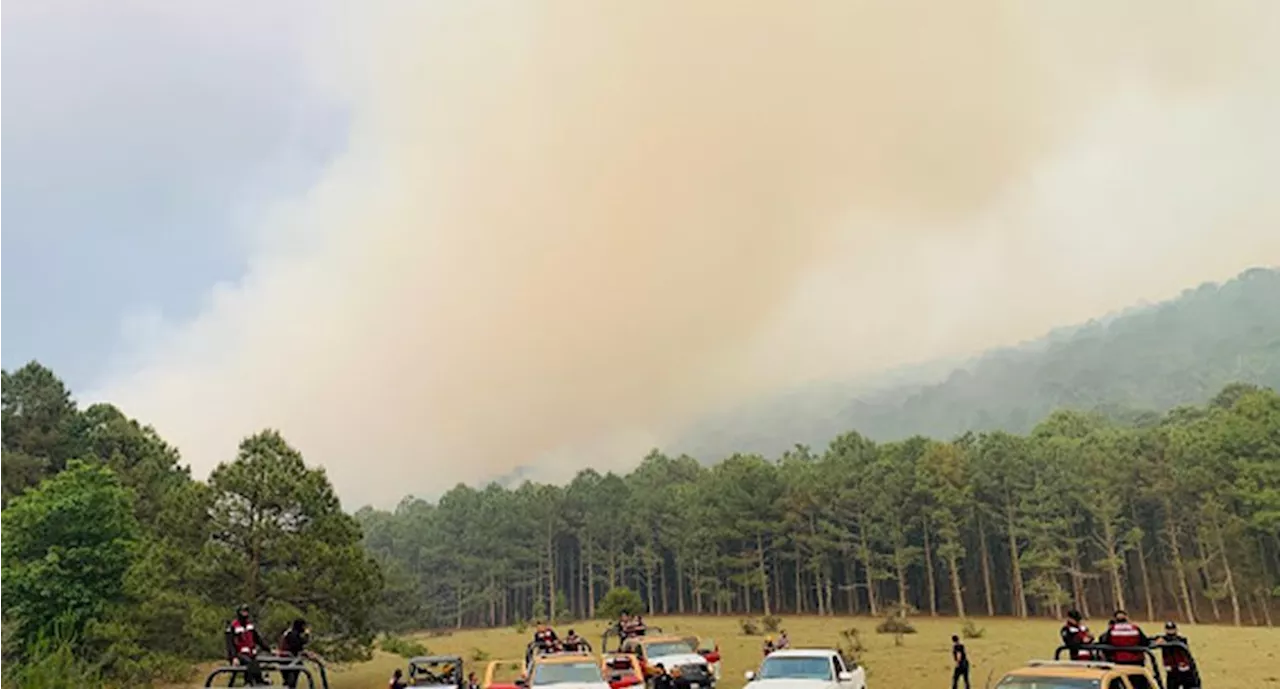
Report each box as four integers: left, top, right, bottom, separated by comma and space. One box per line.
276, 616, 1279, 689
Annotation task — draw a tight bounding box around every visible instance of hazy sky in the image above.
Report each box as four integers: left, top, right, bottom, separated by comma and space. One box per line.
4, 1, 1279, 508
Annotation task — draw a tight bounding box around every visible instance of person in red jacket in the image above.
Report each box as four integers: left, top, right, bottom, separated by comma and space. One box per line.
1060, 610, 1094, 660
1098, 610, 1149, 666
1156, 622, 1200, 689
224, 604, 272, 685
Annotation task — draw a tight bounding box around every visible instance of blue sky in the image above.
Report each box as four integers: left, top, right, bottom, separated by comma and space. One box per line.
2, 1, 347, 388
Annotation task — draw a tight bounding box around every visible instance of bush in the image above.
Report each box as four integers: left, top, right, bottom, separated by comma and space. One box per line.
838, 627, 865, 655
874, 604, 917, 635
2, 626, 103, 689
471, 647, 491, 662
761, 615, 782, 633
380, 634, 429, 659
739, 618, 761, 636
514, 620, 529, 635
596, 587, 645, 620
960, 619, 986, 639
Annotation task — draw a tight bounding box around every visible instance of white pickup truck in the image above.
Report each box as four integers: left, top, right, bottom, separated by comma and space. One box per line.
743, 649, 867, 689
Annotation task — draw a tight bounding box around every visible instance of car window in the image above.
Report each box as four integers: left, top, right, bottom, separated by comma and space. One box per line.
995, 679, 1102, 689
758, 657, 834, 681
1108, 678, 1129, 689
1126, 674, 1152, 689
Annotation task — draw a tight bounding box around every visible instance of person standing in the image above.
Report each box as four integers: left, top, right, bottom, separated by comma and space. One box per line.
1157, 622, 1200, 689
1098, 610, 1149, 666
224, 604, 272, 686
951, 635, 971, 689
390, 668, 408, 689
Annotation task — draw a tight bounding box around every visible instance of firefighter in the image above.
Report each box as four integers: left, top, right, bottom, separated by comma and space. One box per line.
652, 664, 677, 689
277, 618, 315, 688
1060, 610, 1094, 661
776, 630, 791, 650
534, 622, 559, 652
1098, 610, 1149, 666
1157, 622, 1200, 689
390, 668, 408, 689
762, 635, 776, 657
224, 604, 272, 685
468, 671, 482, 689
951, 635, 971, 689
632, 615, 648, 637
562, 629, 588, 652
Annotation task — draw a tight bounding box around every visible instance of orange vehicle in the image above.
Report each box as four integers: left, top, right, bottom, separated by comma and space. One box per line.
601, 653, 645, 689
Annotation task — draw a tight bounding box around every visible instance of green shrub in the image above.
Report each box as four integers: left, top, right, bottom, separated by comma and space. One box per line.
381, 634, 429, 659
596, 588, 645, 619
2, 626, 102, 689
739, 618, 761, 636
761, 615, 782, 633
960, 619, 986, 639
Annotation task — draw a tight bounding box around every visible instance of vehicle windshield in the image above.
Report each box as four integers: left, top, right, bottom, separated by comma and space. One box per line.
995, 678, 1100, 689
646, 641, 695, 657
758, 657, 833, 681
533, 663, 605, 685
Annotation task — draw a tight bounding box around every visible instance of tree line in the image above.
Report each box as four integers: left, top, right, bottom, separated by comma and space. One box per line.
358, 382, 1280, 631
1, 362, 380, 686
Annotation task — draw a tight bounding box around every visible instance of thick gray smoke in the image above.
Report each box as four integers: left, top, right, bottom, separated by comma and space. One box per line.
93, 1, 1280, 506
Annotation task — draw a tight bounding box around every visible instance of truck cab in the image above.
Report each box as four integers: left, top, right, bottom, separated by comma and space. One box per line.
743, 649, 867, 689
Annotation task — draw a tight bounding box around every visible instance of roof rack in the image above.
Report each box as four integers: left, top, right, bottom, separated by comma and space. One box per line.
1027, 659, 1116, 671
203, 654, 329, 689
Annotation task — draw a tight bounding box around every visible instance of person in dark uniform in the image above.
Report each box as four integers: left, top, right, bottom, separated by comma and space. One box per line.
224, 604, 272, 686
277, 618, 312, 688
390, 668, 408, 689
950, 635, 971, 689
1060, 610, 1094, 661
1157, 622, 1199, 689
467, 671, 482, 689
653, 664, 676, 689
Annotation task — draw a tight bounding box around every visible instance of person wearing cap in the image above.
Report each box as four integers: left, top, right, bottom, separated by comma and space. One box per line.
762, 635, 776, 657
1060, 610, 1094, 661
1098, 610, 1149, 666
224, 604, 272, 684
390, 668, 409, 689
1157, 622, 1199, 689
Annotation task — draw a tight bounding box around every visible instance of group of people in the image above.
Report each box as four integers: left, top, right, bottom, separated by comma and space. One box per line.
223, 604, 320, 688
615, 613, 649, 640
948, 609, 1200, 689
1059, 609, 1200, 688
531, 623, 591, 653
761, 631, 790, 656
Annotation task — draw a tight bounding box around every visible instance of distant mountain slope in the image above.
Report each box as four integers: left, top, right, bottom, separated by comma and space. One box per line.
669, 266, 1280, 459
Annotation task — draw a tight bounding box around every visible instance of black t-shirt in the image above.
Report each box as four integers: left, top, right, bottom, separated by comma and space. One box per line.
953, 643, 968, 667
280, 629, 307, 655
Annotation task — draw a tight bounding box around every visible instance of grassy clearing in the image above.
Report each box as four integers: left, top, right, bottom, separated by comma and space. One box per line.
293, 616, 1278, 689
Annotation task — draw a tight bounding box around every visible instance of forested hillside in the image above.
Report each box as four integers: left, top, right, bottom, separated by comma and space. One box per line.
358, 384, 1280, 632
672, 267, 1280, 459
0, 364, 382, 686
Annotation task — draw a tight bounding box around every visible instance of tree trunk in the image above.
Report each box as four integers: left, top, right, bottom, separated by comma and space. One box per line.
978, 516, 996, 616
1212, 517, 1242, 626
757, 534, 772, 616
1132, 515, 1155, 624
856, 516, 880, 616
947, 553, 967, 618
1006, 505, 1028, 617
547, 527, 557, 622
587, 535, 596, 618
1163, 501, 1197, 623
922, 517, 938, 616
1101, 521, 1126, 612
1194, 532, 1220, 621
895, 548, 909, 609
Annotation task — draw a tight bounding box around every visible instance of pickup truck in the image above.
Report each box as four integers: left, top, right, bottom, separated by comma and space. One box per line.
743, 649, 867, 689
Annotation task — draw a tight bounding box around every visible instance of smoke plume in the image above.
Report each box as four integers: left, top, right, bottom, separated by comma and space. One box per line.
93, 1, 1280, 506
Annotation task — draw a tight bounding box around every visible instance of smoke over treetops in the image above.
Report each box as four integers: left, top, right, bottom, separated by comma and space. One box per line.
91, 1, 1280, 507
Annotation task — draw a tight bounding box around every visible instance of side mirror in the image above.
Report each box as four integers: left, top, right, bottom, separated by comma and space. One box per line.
837, 672, 854, 682
744, 671, 756, 681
